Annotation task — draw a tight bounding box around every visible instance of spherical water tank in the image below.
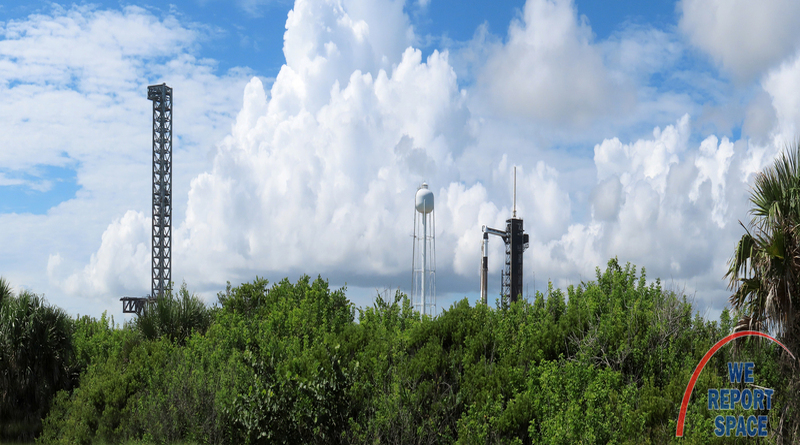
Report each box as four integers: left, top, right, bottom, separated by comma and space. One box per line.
415, 183, 434, 214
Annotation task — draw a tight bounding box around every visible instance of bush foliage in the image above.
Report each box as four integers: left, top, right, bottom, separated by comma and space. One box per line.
0, 260, 789, 443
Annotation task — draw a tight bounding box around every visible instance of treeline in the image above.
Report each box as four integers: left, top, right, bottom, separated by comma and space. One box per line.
0, 259, 790, 443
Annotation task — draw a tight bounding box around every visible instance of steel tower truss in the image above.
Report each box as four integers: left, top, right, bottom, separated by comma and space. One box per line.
503, 218, 527, 302
122, 84, 173, 314
485, 218, 529, 304
149, 84, 172, 299
501, 233, 511, 301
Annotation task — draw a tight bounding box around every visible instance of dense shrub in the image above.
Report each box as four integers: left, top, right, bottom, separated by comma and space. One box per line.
31, 261, 788, 444
135, 282, 212, 346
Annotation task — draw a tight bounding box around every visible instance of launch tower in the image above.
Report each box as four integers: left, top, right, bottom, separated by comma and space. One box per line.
121, 83, 172, 314
480, 167, 529, 304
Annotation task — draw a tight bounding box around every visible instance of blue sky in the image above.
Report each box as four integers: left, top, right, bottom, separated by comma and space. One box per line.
3, 0, 526, 80
1, 0, 679, 81
1, 0, 692, 215
2, 0, 799, 322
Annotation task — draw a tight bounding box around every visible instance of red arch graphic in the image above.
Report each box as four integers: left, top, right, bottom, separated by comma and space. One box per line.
676, 330, 796, 437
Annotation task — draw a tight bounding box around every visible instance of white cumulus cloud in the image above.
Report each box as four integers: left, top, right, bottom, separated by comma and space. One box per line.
679, 0, 800, 82
57, 210, 150, 297
478, 0, 632, 126
9, 0, 800, 322
178, 45, 473, 285
0, 5, 252, 316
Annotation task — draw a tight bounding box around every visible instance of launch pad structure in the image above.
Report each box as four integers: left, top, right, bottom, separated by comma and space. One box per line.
480, 167, 529, 304
121, 83, 173, 314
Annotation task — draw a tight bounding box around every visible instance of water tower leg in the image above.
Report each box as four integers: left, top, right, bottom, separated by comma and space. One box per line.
422, 213, 427, 315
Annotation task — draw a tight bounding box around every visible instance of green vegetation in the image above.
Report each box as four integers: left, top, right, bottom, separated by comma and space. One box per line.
0, 279, 75, 442
727, 142, 800, 336
726, 142, 800, 443
6, 145, 800, 444
1, 260, 790, 444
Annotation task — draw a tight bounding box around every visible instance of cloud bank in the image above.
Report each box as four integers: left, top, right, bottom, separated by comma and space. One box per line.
0, 5, 252, 315
5, 0, 800, 321
680, 0, 800, 82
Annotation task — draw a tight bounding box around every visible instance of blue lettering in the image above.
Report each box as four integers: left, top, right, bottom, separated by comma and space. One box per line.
728, 362, 745, 383
741, 388, 753, 410
730, 389, 741, 408
764, 389, 774, 409
758, 415, 769, 436
714, 416, 725, 436
747, 415, 758, 437
726, 415, 736, 436
744, 362, 755, 383
736, 415, 747, 437
754, 389, 764, 410
720, 388, 730, 409
708, 389, 720, 409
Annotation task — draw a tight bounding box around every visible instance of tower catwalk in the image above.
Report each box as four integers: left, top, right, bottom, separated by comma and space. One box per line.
148, 83, 172, 299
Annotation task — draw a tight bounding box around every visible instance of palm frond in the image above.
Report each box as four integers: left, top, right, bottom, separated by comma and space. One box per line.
0, 277, 12, 308
729, 141, 800, 338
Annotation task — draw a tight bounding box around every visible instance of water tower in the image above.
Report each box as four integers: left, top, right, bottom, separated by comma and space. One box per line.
412, 183, 436, 316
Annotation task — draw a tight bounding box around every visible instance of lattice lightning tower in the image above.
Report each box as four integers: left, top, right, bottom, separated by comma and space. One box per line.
121, 83, 174, 314
148, 83, 172, 299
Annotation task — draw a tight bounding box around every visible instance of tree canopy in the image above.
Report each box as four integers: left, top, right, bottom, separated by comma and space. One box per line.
20, 262, 784, 444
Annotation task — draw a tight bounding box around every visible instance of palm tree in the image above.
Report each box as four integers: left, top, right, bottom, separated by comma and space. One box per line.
0, 286, 74, 441
726, 143, 800, 443
135, 282, 210, 345
726, 142, 800, 337
0, 277, 11, 308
